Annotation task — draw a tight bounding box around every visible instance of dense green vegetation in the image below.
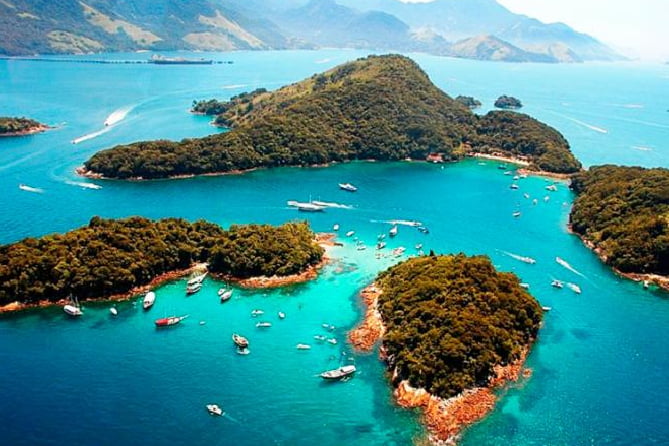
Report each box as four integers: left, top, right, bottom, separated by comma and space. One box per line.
0, 217, 323, 306
83, 55, 580, 178
494, 95, 523, 109
0, 117, 44, 135
570, 165, 669, 275
455, 95, 481, 109
191, 99, 228, 116
376, 254, 542, 399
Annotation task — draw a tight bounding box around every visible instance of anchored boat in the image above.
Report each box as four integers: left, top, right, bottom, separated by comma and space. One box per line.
320, 365, 356, 380
154, 315, 188, 327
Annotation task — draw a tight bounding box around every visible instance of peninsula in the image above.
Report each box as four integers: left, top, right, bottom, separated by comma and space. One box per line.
81, 55, 581, 179
0, 217, 324, 310
570, 165, 669, 290
0, 117, 48, 136
349, 254, 542, 443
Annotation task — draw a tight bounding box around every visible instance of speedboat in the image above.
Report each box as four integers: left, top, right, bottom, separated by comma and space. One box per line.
232, 333, 249, 348
551, 279, 564, 289
314, 335, 326, 341
143, 291, 156, 310
546, 184, 558, 191
155, 315, 188, 327
415, 244, 423, 250
523, 193, 530, 199
206, 404, 224, 416
320, 365, 356, 380
296, 344, 311, 350
542, 306, 552, 312
256, 322, 272, 328
519, 283, 530, 289
338, 183, 358, 192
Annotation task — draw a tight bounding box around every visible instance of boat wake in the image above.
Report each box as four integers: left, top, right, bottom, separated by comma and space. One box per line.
65, 180, 102, 190
501, 250, 537, 264
310, 200, 354, 209
632, 146, 653, 152
19, 184, 44, 193
104, 105, 134, 127
222, 84, 248, 90
71, 127, 110, 144
563, 116, 608, 134
373, 219, 422, 227
315, 58, 332, 64
556, 257, 585, 278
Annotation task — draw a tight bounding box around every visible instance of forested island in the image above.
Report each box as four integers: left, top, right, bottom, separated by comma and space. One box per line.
0, 217, 323, 308
455, 95, 482, 109
494, 95, 523, 109
0, 117, 48, 136
570, 165, 669, 283
81, 55, 581, 179
350, 254, 542, 442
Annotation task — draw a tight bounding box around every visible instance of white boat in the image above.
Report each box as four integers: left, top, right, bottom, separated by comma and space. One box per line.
327, 338, 337, 344
519, 283, 530, 289
357, 245, 367, 251
392, 247, 406, 257
417, 226, 429, 234
512, 211, 522, 218
546, 184, 558, 191
544, 196, 550, 202
333, 224, 340, 231
322, 323, 335, 330
206, 404, 224, 416
186, 282, 202, 295
63, 295, 83, 316
18, 184, 44, 193
296, 344, 311, 350
314, 335, 326, 341
187, 272, 208, 287
643, 280, 650, 289
218, 289, 233, 302
338, 183, 357, 192
415, 244, 422, 250
143, 291, 156, 310
378, 234, 386, 240
389, 225, 398, 237
510, 183, 519, 189
232, 333, 249, 348
502, 251, 536, 264
533, 199, 539, 205
320, 365, 356, 380
251, 309, 264, 317
567, 282, 582, 294
256, 321, 272, 328
542, 306, 552, 312
551, 279, 564, 289
513, 175, 520, 180
109, 306, 118, 316
287, 200, 325, 212
278, 311, 286, 319
376, 241, 386, 250
523, 193, 530, 199
345, 231, 355, 237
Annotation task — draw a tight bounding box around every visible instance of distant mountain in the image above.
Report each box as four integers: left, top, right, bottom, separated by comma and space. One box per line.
337, 0, 624, 62
449, 35, 555, 63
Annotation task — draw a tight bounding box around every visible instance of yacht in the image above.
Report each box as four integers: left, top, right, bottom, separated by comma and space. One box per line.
338, 183, 358, 192
186, 282, 202, 295
109, 306, 118, 316
63, 296, 83, 316
320, 365, 356, 380
143, 291, 156, 310
333, 224, 340, 231
512, 211, 522, 218
154, 315, 188, 327
546, 184, 558, 191
251, 309, 264, 317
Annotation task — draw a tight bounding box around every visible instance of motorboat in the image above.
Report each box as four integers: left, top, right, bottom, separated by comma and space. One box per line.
567, 282, 582, 294
510, 183, 519, 189
546, 184, 558, 191
333, 224, 340, 231
251, 309, 264, 317
63, 295, 83, 316
338, 183, 358, 192
186, 282, 202, 295
206, 404, 224, 416
296, 344, 311, 350
389, 225, 398, 237
143, 291, 156, 310
109, 306, 118, 316
542, 306, 552, 312
278, 311, 286, 319
256, 322, 272, 328
551, 279, 564, 289
417, 226, 429, 234
155, 315, 188, 327
523, 193, 530, 199
512, 211, 522, 218
314, 335, 326, 341
320, 365, 357, 380
415, 244, 423, 250
519, 283, 530, 289
218, 289, 233, 302
232, 333, 249, 348
327, 338, 338, 344
345, 231, 355, 237
376, 241, 386, 250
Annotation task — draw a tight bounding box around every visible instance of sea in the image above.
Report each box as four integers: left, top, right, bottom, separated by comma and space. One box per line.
1, 50, 668, 446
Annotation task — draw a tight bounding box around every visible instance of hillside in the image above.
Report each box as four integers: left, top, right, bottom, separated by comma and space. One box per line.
570, 166, 669, 276
449, 35, 555, 63
82, 55, 579, 179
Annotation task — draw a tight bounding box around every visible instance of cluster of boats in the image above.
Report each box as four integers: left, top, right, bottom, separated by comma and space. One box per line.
186, 271, 207, 295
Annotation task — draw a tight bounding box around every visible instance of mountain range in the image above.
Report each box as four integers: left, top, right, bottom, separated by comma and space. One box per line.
0, 0, 624, 63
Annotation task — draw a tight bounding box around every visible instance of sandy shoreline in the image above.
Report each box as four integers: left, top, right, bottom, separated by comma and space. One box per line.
0, 124, 50, 137
0, 235, 333, 314
469, 152, 575, 181
348, 282, 534, 444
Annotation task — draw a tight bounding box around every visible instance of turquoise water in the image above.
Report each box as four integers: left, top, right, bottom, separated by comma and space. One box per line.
1, 50, 669, 445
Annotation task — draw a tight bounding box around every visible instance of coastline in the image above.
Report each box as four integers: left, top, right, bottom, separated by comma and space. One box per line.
0, 124, 50, 137
0, 235, 333, 314
348, 282, 534, 444
468, 152, 575, 181
571, 228, 669, 292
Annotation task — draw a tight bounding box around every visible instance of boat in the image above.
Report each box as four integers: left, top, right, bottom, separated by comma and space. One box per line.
206, 404, 224, 416
154, 315, 188, 327
143, 291, 156, 310
377, 234, 386, 241
544, 196, 550, 202
551, 279, 564, 289
389, 225, 398, 237
504, 171, 512, 176
327, 338, 338, 344
338, 183, 357, 192
333, 224, 340, 231
512, 211, 522, 218
498, 164, 508, 170
643, 280, 650, 289
232, 333, 249, 348
320, 365, 357, 380
186, 282, 202, 295
567, 282, 582, 294
417, 226, 429, 234
251, 309, 264, 317
542, 306, 552, 312
501, 251, 536, 264
314, 335, 326, 341
187, 272, 208, 287
218, 289, 233, 302
109, 306, 118, 316
278, 311, 286, 319
345, 231, 355, 237
546, 184, 558, 191
376, 241, 386, 250
513, 175, 520, 180
296, 344, 311, 350
322, 323, 335, 330
523, 193, 530, 199
256, 322, 272, 328
533, 199, 539, 205
519, 282, 530, 289
18, 184, 44, 193
415, 244, 423, 250
150, 54, 213, 65
392, 247, 406, 257
287, 200, 325, 212
510, 183, 519, 189
357, 245, 367, 251
63, 295, 83, 316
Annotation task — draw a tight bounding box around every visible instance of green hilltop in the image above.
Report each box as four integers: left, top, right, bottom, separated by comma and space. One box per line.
83, 54, 581, 179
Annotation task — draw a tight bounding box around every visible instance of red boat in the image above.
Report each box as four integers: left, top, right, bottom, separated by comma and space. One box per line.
155, 315, 189, 327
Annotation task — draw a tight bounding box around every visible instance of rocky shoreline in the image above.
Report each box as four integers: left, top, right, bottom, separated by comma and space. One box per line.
349, 283, 534, 444
0, 124, 50, 137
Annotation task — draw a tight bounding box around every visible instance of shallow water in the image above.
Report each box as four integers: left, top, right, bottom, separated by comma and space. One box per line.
1, 50, 668, 445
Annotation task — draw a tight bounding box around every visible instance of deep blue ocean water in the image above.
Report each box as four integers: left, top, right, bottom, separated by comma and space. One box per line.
1, 50, 668, 446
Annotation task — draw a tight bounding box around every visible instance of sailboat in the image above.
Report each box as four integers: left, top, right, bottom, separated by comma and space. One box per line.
63, 295, 83, 316
218, 287, 233, 302
154, 314, 189, 327
143, 291, 156, 310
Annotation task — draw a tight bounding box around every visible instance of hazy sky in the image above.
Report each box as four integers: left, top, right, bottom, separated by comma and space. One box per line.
400, 0, 668, 61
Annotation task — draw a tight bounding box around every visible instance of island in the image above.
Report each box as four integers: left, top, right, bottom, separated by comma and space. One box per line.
570, 165, 669, 289
0, 217, 324, 311
494, 95, 523, 109
0, 117, 49, 136
455, 95, 482, 109
349, 254, 542, 443
80, 55, 581, 179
